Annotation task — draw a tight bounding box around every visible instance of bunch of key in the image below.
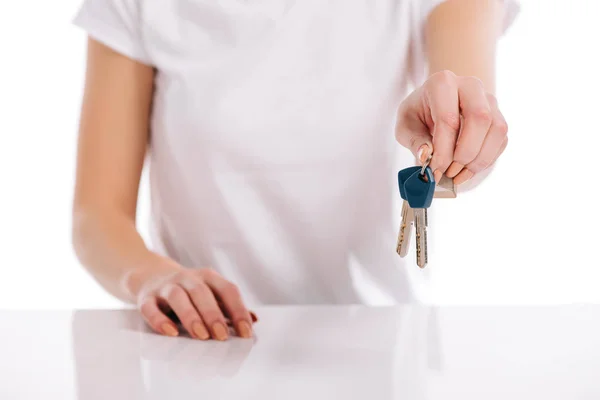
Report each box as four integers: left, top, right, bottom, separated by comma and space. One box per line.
396, 163, 436, 268
396, 151, 457, 268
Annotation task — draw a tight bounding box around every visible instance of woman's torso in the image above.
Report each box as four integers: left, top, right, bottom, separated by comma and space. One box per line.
143, 0, 433, 305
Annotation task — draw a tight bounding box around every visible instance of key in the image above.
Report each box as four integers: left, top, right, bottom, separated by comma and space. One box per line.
414, 149, 456, 199
396, 166, 421, 257
403, 166, 435, 268
396, 200, 414, 257
434, 175, 457, 198
398, 166, 422, 201
414, 208, 428, 268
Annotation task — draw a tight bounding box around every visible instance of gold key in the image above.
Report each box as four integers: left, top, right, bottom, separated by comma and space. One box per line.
396, 200, 414, 257
397, 147, 456, 268
434, 175, 457, 198
414, 208, 428, 268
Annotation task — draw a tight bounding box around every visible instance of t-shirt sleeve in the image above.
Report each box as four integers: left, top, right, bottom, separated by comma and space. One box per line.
408, 0, 521, 88
72, 0, 152, 65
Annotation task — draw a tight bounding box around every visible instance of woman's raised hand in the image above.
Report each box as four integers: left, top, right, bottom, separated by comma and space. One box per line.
395, 70, 509, 185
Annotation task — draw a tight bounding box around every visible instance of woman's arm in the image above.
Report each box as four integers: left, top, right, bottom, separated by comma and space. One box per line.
72, 39, 254, 340
426, 0, 505, 93
425, 0, 507, 187
395, 0, 509, 187
72, 38, 163, 303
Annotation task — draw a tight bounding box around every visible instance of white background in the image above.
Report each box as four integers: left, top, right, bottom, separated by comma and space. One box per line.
0, 1, 598, 309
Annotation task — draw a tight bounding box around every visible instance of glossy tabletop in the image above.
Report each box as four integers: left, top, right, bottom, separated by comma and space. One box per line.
1, 305, 599, 399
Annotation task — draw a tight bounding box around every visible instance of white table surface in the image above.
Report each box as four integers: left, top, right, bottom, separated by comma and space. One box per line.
1, 305, 599, 399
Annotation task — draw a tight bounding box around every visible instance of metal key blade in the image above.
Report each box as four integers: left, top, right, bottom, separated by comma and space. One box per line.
396, 200, 414, 257
414, 208, 428, 268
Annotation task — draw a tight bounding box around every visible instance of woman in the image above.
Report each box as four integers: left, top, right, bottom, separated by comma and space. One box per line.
72, 0, 518, 341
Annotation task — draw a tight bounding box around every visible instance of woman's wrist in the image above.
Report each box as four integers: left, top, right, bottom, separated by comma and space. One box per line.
121, 253, 183, 303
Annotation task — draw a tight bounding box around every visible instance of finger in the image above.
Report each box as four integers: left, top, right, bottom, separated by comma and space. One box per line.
139, 296, 179, 337
453, 168, 474, 185
225, 310, 258, 328
454, 136, 508, 186
203, 270, 253, 339
465, 99, 509, 174
395, 90, 433, 157
445, 161, 465, 178
454, 77, 493, 167
425, 70, 460, 182
181, 274, 230, 341
159, 283, 210, 340
490, 136, 509, 165
219, 299, 259, 323
417, 144, 433, 165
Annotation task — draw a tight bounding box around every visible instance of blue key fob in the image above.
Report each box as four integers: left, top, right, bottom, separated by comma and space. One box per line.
397, 166, 422, 201
404, 167, 435, 208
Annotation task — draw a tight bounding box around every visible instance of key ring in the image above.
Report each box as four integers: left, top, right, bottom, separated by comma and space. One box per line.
420, 152, 433, 176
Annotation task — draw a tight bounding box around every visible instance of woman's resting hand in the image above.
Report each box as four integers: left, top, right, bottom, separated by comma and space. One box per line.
128, 262, 256, 340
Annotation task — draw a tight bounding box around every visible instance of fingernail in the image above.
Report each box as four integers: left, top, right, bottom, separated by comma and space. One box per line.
212, 322, 229, 341
237, 321, 253, 338
192, 321, 210, 340
161, 323, 179, 337
417, 144, 430, 164
454, 170, 474, 185
250, 311, 259, 323
434, 170, 442, 183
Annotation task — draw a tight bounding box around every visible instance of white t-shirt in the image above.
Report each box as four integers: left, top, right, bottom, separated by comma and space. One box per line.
73, 0, 518, 306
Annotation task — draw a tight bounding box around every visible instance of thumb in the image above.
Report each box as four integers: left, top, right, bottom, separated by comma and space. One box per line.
395, 114, 433, 165
395, 121, 433, 165
416, 142, 434, 166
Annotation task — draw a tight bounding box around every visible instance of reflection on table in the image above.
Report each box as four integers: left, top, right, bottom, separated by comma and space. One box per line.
71, 306, 441, 399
